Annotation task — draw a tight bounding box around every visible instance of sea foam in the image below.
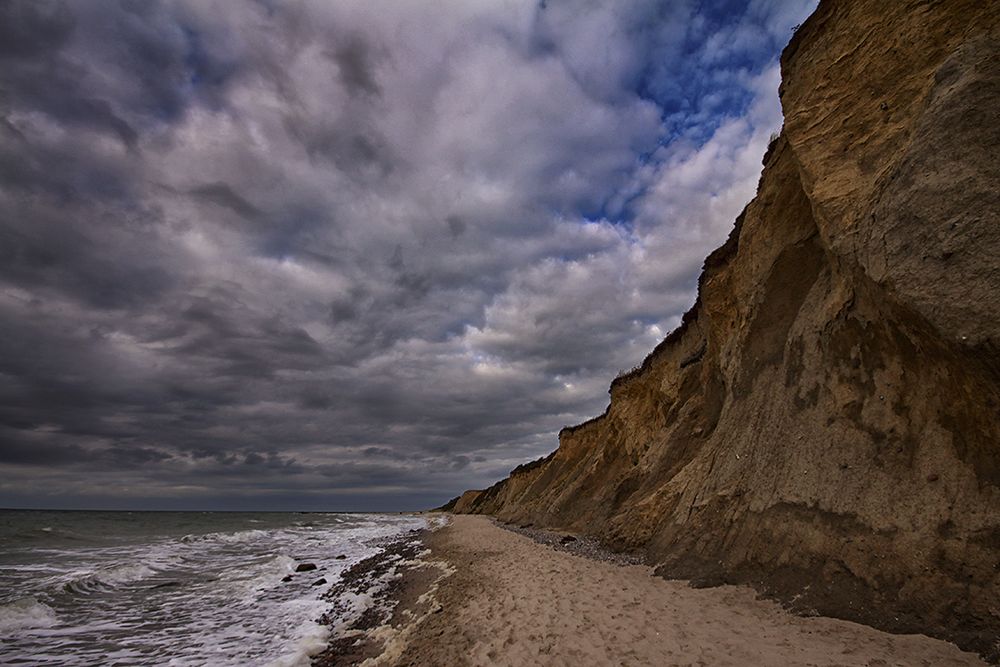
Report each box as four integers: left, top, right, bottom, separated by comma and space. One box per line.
0, 597, 59, 632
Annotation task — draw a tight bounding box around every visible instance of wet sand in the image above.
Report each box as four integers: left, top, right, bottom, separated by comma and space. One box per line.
321, 515, 986, 666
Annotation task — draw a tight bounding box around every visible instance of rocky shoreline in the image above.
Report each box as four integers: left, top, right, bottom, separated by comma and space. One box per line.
311, 525, 450, 667
309, 517, 648, 666
495, 520, 645, 567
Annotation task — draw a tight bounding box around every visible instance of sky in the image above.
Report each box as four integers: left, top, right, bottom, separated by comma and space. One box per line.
0, 0, 817, 511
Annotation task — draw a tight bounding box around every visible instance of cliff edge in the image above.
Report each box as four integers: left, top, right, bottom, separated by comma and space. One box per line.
457, 0, 1000, 659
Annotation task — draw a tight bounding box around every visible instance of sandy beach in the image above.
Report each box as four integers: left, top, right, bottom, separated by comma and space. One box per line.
321, 515, 987, 666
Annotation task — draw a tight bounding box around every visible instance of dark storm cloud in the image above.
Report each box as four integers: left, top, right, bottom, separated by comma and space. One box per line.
0, 431, 173, 469
1, 3, 159, 149
189, 182, 263, 221
0, 2, 75, 59
0, 0, 816, 510
446, 216, 467, 239
326, 34, 382, 97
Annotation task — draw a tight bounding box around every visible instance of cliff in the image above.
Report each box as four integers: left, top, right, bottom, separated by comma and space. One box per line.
458, 0, 1000, 659
436, 489, 484, 514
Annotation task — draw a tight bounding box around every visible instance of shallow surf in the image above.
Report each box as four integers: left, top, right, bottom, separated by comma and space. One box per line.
0, 509, 428, 666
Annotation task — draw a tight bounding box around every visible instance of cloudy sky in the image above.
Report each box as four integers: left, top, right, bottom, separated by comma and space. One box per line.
0, 0, 816, 511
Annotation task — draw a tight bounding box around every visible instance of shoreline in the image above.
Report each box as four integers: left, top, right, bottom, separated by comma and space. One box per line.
314, 515, 986, 666
311, 522, 453, 666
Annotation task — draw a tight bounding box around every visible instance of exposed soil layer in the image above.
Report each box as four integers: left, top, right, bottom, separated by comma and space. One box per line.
457, 0, 1000, 661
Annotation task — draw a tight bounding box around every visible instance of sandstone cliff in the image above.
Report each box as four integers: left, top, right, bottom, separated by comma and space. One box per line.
458, 0, 1000, 658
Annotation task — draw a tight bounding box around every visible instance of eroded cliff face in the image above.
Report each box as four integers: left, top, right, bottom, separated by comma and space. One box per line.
460, 0, 1000, 658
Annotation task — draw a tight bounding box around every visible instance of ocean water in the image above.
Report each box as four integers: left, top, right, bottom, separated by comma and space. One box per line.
0, 509, 428, 666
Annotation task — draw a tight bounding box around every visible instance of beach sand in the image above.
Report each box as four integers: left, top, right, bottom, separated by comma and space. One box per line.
323, 515, 986, 666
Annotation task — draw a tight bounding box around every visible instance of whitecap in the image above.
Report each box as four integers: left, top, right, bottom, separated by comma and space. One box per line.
61, 563, 156, 594
218, 553, 297, 595
2, 514, 430, 666
182, 529, 271, 544
0, 597, 59, 632
263, 604, 331, 667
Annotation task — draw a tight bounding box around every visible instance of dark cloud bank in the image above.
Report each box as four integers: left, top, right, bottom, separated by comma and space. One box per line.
0, 0, 815, 510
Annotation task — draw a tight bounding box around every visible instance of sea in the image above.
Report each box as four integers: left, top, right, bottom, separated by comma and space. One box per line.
0, 509, 430, 666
